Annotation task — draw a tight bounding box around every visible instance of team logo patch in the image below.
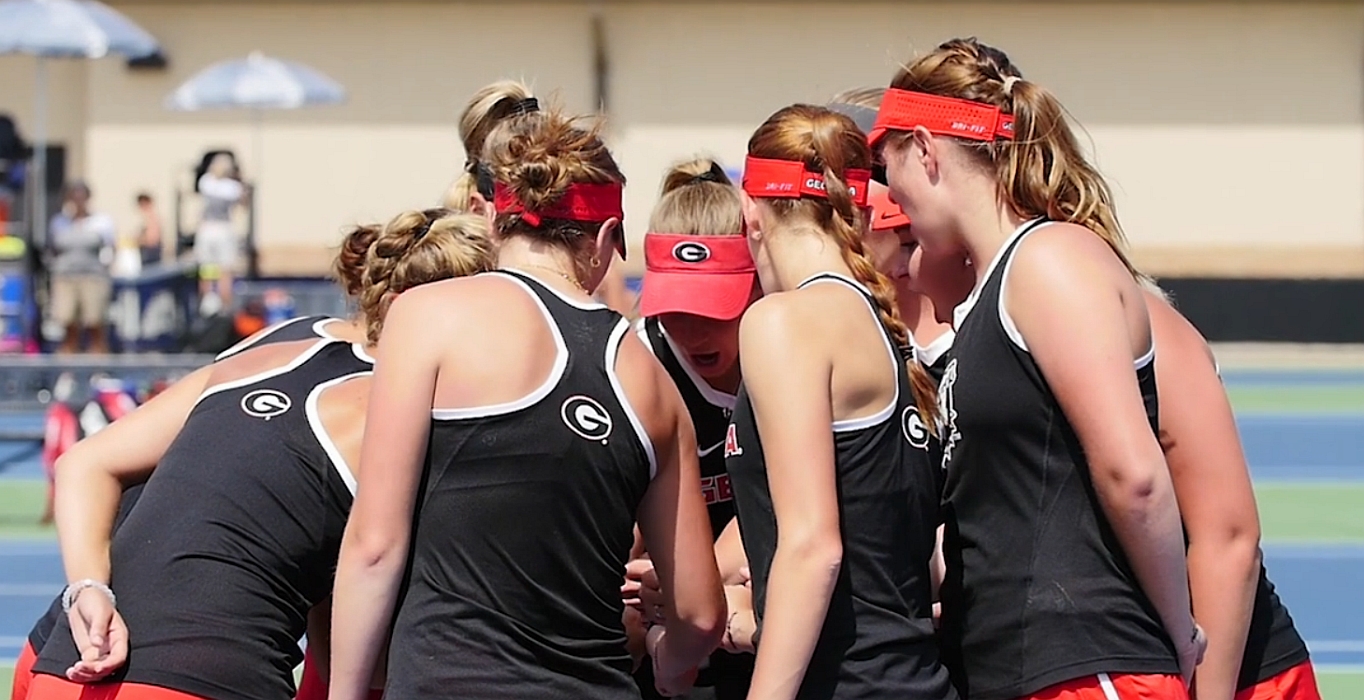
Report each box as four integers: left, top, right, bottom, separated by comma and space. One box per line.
241, 389, 292, 420
561, 395, 613, 443
672, 241, 712, 264
723, 423, 743, 458
901, 406, 930, 450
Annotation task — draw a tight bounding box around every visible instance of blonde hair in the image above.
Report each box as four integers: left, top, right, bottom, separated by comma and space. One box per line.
358, 208, 496, 343
445, 80, 537, 211
748, 104, 938, 429
887, 37, 1138, 278
829, 86, 885, 111
483, 108, 625, 251
648, 158, 742, 237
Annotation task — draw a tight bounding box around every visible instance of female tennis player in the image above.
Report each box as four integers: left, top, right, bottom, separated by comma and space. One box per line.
1143, 290, 1319, 700
870, 37, 1204, 700
328, 108, 725, 700
25, 209, 495, 700
9, 219, 386, 700
624, 157, 760, 700
723, 103, 952, 700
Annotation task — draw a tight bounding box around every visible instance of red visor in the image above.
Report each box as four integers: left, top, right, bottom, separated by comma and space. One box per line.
867, 88, 1015, 148
640, 233, 756, 321
742, 156, 871, 207
869, 188, 910, 231
493, 182, 624, 227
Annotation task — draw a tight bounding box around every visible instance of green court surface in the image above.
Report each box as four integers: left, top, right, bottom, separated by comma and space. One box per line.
0, 480, 47, 540
1225, 385, 1364, 414
1319, 671, 1364, 699
1256, 483, 1364, 542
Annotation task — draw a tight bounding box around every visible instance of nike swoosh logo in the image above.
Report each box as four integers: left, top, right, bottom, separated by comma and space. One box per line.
698, 441, 725, 457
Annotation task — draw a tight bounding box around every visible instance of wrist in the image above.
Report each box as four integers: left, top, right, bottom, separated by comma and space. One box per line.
62, 579, 115, 613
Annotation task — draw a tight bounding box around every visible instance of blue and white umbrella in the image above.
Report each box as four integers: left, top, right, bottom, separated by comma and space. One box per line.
0, 0, 161, 243
164, 52, 345, 112
164, 52, 346, 277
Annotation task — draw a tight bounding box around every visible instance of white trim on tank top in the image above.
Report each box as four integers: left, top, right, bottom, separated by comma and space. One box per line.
915, 329, 955, 369
194, 337, 337, 407
305, 370, 372, 496
501, 266, 609, 311
795, 273, 900, 433
635, 318, 737, 412
214, 315, 315, 361
350, 342, 376, 365
994, 223, 1155, 368
430, 271, 570, 420
607, 318, 658, 479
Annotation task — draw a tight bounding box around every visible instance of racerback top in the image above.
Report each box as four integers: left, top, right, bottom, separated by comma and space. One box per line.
216, 315, 339, 360
27, 317, 351, 655
725, 273, 955, 700
32, 338, 373, 700
383, 270, 655, 700
636, 316, 754, 697
937, 220, 1179, 700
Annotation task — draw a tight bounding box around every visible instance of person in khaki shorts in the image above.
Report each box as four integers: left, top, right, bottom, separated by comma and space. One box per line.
47, 181, 115, 353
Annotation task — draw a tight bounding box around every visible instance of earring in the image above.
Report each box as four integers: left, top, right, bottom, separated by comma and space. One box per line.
590, 254, 602, 269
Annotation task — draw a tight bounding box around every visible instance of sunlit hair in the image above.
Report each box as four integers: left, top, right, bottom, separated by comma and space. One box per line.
648, 157, 742, 237
331, 223, 381, 300
444, 80, 536, 211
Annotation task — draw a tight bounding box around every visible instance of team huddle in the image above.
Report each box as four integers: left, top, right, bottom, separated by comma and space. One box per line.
10, 37, 1322, 700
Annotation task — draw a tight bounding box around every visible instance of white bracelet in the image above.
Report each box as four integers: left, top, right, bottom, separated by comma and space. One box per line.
61, 579, 116, 614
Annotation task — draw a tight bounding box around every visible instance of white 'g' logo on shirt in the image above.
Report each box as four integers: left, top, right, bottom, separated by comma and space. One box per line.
241, 389, 292, 420
561, 395, 613, 443
901, 406, 930, 449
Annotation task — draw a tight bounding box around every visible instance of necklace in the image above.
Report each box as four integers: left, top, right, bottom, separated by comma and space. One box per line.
516, 263, 588, 295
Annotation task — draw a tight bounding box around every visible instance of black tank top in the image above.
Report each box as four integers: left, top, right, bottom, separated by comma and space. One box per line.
1240, 566, 1311, 688
216, 314, 338, 360
32, 339, 373, 700
637, 316, 754, 698
937, 220, 1179, 700
725, 274, 955, 700
383, 270, 654, 700
26, 318, 346, 655
916, 330, 954, 385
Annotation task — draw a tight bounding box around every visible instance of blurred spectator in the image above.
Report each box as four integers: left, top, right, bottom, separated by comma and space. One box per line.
196, 153, 247, 314
47, 181, 115, 353
136, 191, 163, 266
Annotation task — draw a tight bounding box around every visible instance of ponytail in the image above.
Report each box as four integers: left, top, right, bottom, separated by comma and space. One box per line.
648, 157, 742, 237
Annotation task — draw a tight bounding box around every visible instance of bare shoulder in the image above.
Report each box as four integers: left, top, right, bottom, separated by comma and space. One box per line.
1012, 222, 1130, 280
321, 372, 373, 404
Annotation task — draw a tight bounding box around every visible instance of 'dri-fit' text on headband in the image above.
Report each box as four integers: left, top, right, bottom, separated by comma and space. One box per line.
866, 88, 1015, 148
741, 156, 871, 207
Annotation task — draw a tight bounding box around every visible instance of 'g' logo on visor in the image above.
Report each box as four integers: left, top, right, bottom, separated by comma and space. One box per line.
672, 241, 712, 264
561, 395, 613, 443
241, 389, 292, 420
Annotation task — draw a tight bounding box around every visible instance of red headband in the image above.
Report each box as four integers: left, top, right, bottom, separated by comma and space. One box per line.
867, 88, 1015, 148
493, 182, 624, 227
741, 156, 871, 207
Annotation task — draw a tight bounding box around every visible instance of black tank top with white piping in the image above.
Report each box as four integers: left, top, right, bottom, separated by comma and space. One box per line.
383, 270, 654, 700
936, 220, 1179, 700
32, 338, 373, 700
637, 316, 754, 698
725, 273, 954, 700
216, 314, 339, 360
26, 318, 353, 655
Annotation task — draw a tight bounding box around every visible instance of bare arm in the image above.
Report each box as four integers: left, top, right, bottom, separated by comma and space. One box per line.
328, 293, 441, 700
740, 299, 843, 700
631, 337, 726, 688
54, 364, 212, 681
1148, 292, 1260, 700
714, 516, 749, 584
1008, 228, 1198, 681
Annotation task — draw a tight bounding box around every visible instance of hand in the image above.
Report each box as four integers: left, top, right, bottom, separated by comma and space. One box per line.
65, 588, 128, 682
623, 605, 648, 672
931, 602, 942, 630
721, 584, 756, 654
622, 557, 665, 624
647, 626, 699, 697
1178, 623, 1208, 686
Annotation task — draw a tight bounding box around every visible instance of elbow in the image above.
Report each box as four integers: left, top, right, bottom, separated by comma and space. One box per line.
1093, 459, 1165, 514
781, 531, 844, 584
1190, 526, 1262, 581
674, 600, 727, 655
341, 525, 408, 576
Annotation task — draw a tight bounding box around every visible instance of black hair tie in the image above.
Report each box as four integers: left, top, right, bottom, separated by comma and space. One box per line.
692, 170, 723, 184
474, 162, 495, 200
508, 97, 540, 117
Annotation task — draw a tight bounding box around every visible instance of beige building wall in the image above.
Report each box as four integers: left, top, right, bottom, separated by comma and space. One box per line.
0, 1, 1360, 277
